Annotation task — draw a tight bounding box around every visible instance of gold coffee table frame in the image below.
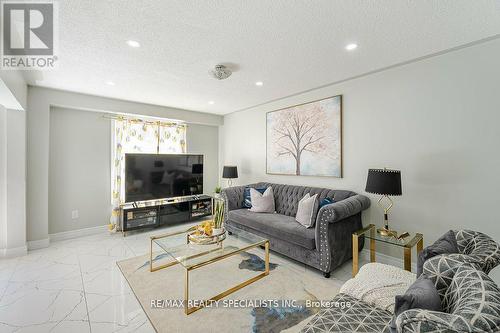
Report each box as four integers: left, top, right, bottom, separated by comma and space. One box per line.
150, 229, 270, 315
352, 224, 423, 277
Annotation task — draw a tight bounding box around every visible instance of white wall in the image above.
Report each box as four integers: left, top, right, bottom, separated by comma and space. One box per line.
187, 123, 220, 193
0, 106, 6, 252
0, 106, 27, 257
47, 107, 220, 235
0, 70, 27, 257
221, 38, 500, 258
5, 109, 27, 255
26, 87, 222, 240
0, 70, 27, 110
49, 107, 111, 234
0, 79, 23, 111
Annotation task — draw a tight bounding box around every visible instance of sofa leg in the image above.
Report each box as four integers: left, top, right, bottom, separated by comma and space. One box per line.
323, 272, 330, 278
228, 231, 233, 235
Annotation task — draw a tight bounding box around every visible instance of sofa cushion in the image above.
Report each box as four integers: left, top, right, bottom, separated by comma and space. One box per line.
254, 182, 355, 218
319, 197, 335, 208
417, 230, 458, 277
227, 209, 316, 249
295, 193, 318, 228
249, 187, 275, 213
242, 186, 267, 208
390, 276, 441, 332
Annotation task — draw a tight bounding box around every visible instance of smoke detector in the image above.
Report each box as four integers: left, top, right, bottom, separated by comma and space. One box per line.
210, 64, 232, 80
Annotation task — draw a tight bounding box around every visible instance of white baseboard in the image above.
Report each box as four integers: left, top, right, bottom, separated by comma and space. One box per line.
49, 225, 108, 242
27, 238, 50, 250
1, 245, 28, 258
360, 249, 417, 272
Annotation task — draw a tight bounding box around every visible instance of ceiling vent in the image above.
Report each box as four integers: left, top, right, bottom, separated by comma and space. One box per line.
210, 64, 232, 80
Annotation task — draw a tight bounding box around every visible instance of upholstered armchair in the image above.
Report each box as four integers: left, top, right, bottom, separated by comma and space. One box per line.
300, 229, 500, 333
396, 258, 500, 333
395, 230, 500, 333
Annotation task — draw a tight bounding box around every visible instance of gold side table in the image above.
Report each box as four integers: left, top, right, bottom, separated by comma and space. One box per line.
352, 224, 423, 277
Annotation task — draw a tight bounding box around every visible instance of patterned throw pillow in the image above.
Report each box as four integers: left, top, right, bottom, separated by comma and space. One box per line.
242, 187, 267, 208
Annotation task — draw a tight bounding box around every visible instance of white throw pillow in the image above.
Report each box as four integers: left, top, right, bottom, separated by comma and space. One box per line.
249, 187, 275, 213
296, 193, 318, 228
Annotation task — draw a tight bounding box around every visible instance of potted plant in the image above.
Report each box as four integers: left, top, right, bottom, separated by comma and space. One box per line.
213, 201, 224, 235
214, 186, 222, 194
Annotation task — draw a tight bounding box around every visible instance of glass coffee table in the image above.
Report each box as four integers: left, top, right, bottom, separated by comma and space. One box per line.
150, 226, 270, 315
352, 224, 423, 277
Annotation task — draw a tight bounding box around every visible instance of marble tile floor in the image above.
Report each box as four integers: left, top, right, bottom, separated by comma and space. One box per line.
0, 223, 356, 333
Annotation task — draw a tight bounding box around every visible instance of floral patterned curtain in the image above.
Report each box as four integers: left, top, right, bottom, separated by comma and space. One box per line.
159, 124, 187, 153
109, 119, 187, 231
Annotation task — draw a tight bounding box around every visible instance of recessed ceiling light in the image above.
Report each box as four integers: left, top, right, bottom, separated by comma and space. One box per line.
208, 101, 215, 105
106, 81, 115, 86
255, 81, 264, 86
345, 43, 358, 51
126, 40, 140, 48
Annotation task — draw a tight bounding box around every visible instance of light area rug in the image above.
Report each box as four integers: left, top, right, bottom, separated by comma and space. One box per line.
117, 239, 341, 333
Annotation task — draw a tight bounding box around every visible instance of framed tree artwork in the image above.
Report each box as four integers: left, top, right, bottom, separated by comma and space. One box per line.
266, 95, 342, 177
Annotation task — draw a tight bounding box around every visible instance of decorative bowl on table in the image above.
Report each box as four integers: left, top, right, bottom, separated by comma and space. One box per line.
188, 221, 226, 245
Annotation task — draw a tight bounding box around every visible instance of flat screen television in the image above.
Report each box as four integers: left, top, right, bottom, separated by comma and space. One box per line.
125, 153, 203, 203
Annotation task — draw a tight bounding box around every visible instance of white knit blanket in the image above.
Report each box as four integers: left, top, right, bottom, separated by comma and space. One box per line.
340, 263, 416, 313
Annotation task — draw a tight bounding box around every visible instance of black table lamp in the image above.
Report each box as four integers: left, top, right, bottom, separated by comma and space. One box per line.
365, 168, 402, 237
222, 166, 238, 187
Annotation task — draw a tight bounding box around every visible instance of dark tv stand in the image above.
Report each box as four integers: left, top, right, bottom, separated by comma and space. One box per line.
120, 195, 213, 235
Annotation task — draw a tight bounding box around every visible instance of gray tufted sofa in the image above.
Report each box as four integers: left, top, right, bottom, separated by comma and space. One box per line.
300, 229, 500, 333
221, 182, 370, 277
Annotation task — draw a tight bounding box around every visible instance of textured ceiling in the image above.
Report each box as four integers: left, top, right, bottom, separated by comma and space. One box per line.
27, 0, 500, 115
